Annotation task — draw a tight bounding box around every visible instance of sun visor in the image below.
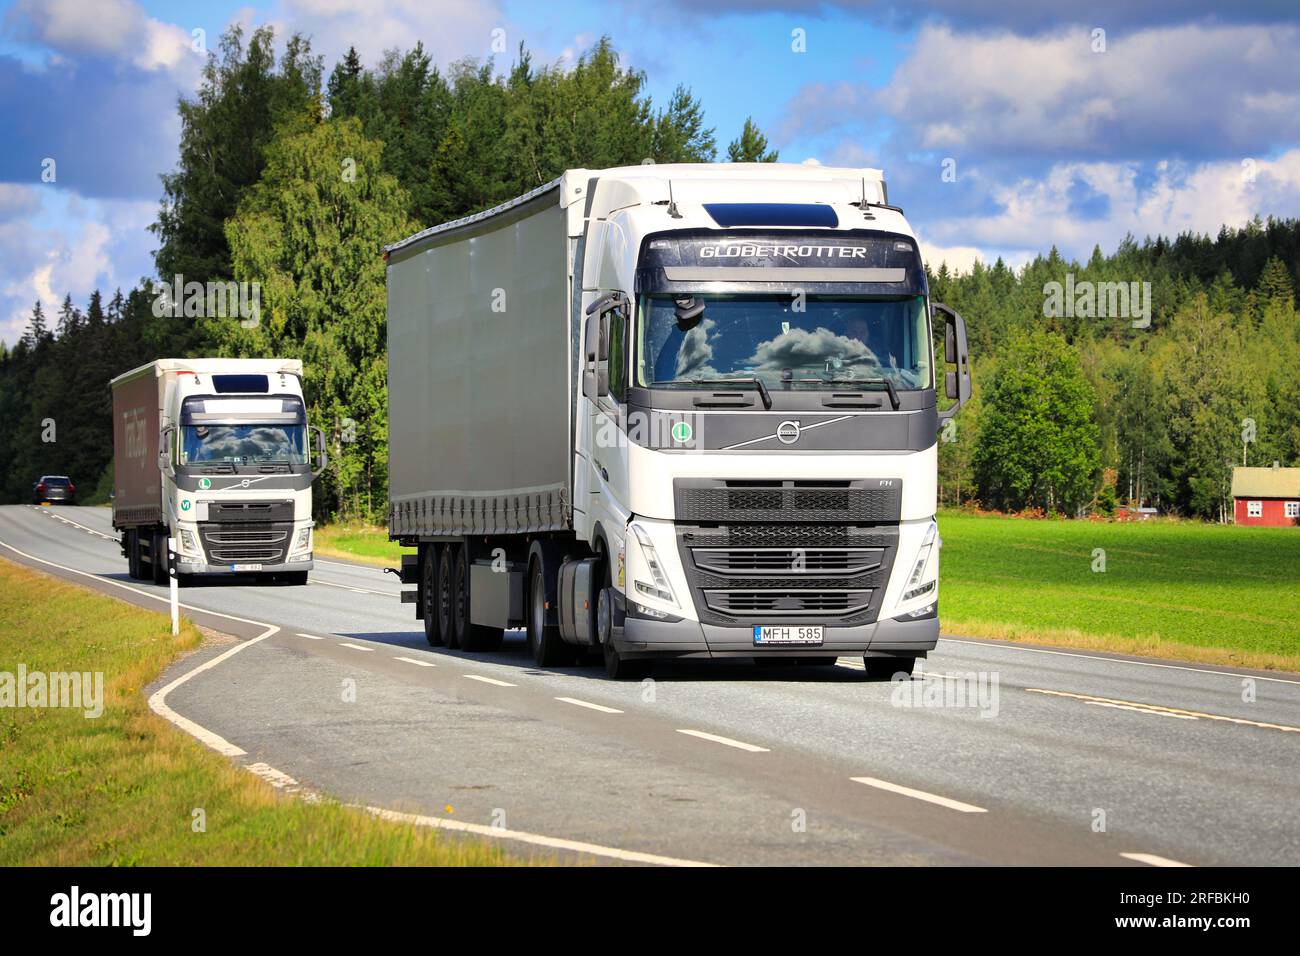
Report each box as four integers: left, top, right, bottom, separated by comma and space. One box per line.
181, 396, 306, 425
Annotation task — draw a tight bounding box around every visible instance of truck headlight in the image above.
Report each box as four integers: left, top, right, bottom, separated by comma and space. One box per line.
630, 523, 677, 607
903, 522, 937, 601
179, 530, 200, 556
294, 528, 312, 551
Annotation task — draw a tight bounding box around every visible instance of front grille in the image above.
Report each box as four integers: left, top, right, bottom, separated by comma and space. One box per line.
207, 500, 295, 523
678, 522, 898, 626
693, 547, 882, 575
675, 479, 901, 523
198, 520, 292, 564
704, 589, 874, 616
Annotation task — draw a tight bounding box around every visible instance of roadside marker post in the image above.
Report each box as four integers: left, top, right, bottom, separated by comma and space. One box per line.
168, 537, 179, 636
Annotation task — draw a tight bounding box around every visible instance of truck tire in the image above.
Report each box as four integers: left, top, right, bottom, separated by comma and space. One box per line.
439, 545, 460, 649
863, 656, 916, 680
421, 545, 443, 647
457, 548, 503, 652
602, 604, 649, 680
151, 531, 169, 586
125, 529, 140, 579
281, 571, 309, 586
526, 556, 571, 667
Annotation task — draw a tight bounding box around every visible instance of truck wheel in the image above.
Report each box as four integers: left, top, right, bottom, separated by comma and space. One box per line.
439, 546, 459, 649
151, 531, 169, 586
863, 656, 916, 679
282, 571, 309, 586
602, 623, 649, 680
421, 545, 443, 647
526, 557, 570, 667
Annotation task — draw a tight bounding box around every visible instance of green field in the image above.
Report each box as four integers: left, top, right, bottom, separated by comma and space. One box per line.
0, 557, 510, 865
315, 514, 1300, 671
939, 512, 1300, 671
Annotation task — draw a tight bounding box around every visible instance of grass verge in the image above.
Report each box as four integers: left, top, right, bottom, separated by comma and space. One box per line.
314, 523, 411, 568
0, 556, 511, 865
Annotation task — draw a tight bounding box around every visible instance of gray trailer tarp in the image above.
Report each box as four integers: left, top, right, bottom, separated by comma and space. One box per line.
387, 184, 573, 537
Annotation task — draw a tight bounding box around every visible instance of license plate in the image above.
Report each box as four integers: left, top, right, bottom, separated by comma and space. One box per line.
753, 625, 823, 646
232, 563, 263, 572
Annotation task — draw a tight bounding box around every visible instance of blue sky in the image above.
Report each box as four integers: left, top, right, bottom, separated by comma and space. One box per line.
2, 0, 1299, 346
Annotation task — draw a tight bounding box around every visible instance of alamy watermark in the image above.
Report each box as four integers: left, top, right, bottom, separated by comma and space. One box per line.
890, 669, 1000, 718
1043, 273, 1150, 329
152, 274, 261, 328
1, 665, 103, 718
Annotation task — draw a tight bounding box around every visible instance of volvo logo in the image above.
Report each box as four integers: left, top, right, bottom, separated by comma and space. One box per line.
776, 420, 801, 445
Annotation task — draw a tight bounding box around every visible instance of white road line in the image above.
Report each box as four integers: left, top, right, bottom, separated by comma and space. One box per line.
850, 775, 988, 813
943, 637, 1300, 686
1026, 687, 1300, 733
556, 696, 623, 714
147, 623, 280, 757
363, 805, 717, 867
27, 505, 118, 541
676, 729, 770, 752
1121, 851, 1193, 868
313, 579, 392, 596
296, 632, 325, 640
395, 656, 436, 667
464, 674, 516, 687
338, 642, 373, 652
1087, 700, 1198, 720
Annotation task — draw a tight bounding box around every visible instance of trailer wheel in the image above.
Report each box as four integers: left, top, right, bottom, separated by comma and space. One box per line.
863, 656, 916, 679
438, 546, 459, 649
421, 545, 443, 647
526, 557, 570, 667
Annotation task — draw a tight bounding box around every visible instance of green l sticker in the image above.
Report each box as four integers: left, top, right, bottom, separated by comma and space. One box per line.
671, 421, 693, 444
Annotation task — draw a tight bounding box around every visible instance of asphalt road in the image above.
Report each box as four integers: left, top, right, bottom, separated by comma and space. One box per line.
2, 503, 1297, 866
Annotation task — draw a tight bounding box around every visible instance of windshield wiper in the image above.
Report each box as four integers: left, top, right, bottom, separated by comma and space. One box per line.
794, 377, 900, 410
690, 376, 773, 410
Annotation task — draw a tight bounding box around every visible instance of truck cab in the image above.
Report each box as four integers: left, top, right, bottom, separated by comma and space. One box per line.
565, 166, 970, 676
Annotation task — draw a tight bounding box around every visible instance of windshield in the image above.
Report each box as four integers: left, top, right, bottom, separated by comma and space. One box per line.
180, 424, 308, 465
637, 294, 931, 390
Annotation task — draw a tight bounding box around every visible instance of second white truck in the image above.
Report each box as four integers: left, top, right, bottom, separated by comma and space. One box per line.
386, 163, 970, 677
111, 358, 325, 585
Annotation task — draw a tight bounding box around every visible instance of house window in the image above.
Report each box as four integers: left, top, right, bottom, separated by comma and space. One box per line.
1247, 501, 1262, 518
1286, 501, 1299, 519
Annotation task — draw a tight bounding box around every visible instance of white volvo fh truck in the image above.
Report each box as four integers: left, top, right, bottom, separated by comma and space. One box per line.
111, 358, 326, 585
386, 164, 970, 678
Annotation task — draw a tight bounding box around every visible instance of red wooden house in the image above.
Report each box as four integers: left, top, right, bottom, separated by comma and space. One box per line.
1231, 466, 1300, 526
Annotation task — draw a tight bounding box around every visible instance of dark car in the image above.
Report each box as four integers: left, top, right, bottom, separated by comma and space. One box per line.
32, 475, 75, 505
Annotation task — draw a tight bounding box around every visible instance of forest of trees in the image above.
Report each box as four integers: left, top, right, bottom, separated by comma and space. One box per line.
0, 26, 1296, 522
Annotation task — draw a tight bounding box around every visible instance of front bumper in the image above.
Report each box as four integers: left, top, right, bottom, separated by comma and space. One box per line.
176, 559, 314, 575
617, 613, 939, 659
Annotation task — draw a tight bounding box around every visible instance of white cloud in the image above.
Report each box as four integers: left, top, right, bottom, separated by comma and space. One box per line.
915, 150, 1300, 269
257, 0, 507, 69
0, 189, 154, 347
6, 0, 198, 73
878, 22, 1300, 160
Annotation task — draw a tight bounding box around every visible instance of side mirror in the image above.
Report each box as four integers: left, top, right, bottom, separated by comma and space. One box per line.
933, 302, 971, 426
158, 424, 176, 477
311, 425, 328, 477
